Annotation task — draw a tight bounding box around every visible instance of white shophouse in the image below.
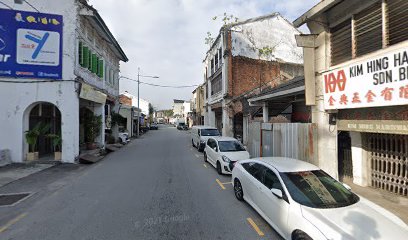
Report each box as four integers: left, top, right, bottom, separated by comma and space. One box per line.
0, 0, 128, 164
294, 0, 408, 198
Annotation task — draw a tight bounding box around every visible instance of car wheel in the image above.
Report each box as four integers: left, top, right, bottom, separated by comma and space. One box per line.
292, 230, 312, 240
216, 161, 222, 175
192, 139, 195, 147
204, 152, 208, 162
234, 179, 244, 201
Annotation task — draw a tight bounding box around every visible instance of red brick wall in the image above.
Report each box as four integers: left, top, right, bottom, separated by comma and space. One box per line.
231, 56, 281, 98
119, 95, 132, 106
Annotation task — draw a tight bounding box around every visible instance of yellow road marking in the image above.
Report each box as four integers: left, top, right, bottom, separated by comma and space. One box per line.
0, 212, 27, 233
221, 181, 232, 185
247, 218, 265, 236
216, 179, 226, 190
203, 164, 208, 168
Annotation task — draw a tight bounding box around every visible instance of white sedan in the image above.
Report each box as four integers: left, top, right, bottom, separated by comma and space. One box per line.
204, 137, 250, 175
232, 157, 408, 240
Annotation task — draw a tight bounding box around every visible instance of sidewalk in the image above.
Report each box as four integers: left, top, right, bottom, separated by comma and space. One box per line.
344, 179, 408, 225
0, 162, 56, 188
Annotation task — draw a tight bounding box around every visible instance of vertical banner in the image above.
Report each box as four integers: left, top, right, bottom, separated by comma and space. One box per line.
0, 8, 63, 79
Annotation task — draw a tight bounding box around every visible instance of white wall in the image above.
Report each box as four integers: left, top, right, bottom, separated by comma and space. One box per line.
0, 82, 80, 163
0, 0, 80, 163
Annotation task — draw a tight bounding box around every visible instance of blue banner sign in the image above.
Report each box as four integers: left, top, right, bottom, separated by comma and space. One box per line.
0, 8, 63, 79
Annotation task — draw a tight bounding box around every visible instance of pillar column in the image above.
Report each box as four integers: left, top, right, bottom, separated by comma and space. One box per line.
263, 102, 269, 123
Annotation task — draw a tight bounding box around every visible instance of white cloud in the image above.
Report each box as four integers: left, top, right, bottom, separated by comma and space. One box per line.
89, 0, 319, 109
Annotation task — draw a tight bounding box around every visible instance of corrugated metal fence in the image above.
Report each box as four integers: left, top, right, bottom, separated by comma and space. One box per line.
248, 122, 318, 165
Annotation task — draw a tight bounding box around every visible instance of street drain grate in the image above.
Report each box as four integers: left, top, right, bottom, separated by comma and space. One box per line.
0, 193, 31, 207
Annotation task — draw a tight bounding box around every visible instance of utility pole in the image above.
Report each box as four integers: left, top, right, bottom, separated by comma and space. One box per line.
137, 67, 140, 138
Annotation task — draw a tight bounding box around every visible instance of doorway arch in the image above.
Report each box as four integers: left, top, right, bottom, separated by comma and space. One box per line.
26, 102, 61, 158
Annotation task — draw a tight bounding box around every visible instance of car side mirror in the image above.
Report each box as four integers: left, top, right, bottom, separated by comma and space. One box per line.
271, 188, 283, 199
342, 183, 352, 191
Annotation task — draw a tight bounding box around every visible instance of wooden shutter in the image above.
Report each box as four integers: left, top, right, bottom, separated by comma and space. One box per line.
83, 46, 89, 69
98, 60, 104, 78
387, 0, 408, 45
354, 2, 383, 57
331, 20, 352, 66
78, 42, 83, 67
92, 54, 97, 73
88, 51, 92, 71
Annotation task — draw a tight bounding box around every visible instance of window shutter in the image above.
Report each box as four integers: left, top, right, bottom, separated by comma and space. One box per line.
83, 46, 89, 69
96, 56, 100, 75
354, 2, 383, 57
78, 42, 83, 67
92, 54, 97, 73
88, 51, 92, 71
330, 20, 352, 66
387, 0, 408, 45
99, 60, 104, 78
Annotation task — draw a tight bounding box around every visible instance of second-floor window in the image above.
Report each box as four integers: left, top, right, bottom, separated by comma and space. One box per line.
330, 0, 408, 66
211, 74, 222, 96
78, 41, 104, 79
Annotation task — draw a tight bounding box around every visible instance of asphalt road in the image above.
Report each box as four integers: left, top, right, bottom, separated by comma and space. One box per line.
0, 125, 282, 240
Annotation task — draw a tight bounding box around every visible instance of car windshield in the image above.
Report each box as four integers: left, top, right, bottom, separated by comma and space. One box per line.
200, 129, 220, 136
280, 170, 359, 208
218, 141, 246, 152
178, 123, 185, 126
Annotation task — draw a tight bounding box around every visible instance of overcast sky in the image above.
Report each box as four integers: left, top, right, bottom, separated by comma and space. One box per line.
89, 0, 319, 110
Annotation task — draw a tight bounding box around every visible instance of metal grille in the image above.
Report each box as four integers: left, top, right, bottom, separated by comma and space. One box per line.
387, 0, 408, 45
366, 133, 408, 197
354, 1, 383, 57
330, 20, 352, 66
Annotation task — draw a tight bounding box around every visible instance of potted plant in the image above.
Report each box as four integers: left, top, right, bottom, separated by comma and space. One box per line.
25, 122, 50, 161
47, 134, 62, 160
84, 114, 102, 150
25, 127, 40, 161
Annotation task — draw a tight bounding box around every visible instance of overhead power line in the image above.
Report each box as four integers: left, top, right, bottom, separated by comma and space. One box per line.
23, 0, 40, 12
121, 76, 199, 88
0, 1, 13, 9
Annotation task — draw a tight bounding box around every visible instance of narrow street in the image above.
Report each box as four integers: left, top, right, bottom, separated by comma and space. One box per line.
0, 125, 281, 240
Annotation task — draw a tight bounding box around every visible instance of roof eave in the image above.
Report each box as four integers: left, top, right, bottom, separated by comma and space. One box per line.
92, 10, 129, 62
293, 0, 341, 27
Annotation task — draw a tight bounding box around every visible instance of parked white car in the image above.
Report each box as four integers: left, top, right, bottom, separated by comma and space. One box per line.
232, 157, 408, 240
191, 125, 220, 151
204, 137, 250, 174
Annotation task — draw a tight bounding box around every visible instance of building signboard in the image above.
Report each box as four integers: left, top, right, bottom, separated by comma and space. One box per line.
338, 120, 408, 135
323, 46, 408, 110
0, 9, 63, 79
80, 83, 107, 104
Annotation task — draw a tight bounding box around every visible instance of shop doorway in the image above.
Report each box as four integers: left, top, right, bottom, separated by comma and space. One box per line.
338, 131, 353, 182
28, 103, 61, 158
214, 109, 222, 134
234, 113, 243, 142
365, 133, 408, 197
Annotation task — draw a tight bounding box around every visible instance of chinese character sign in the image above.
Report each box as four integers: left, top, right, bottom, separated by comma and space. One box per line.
0, 9, 63, 79
323, 46, 408, 110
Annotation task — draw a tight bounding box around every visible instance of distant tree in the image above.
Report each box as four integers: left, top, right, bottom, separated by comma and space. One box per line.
163, 109, 174, 117
205, 12, 239, 48
148, 103, 155, 123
